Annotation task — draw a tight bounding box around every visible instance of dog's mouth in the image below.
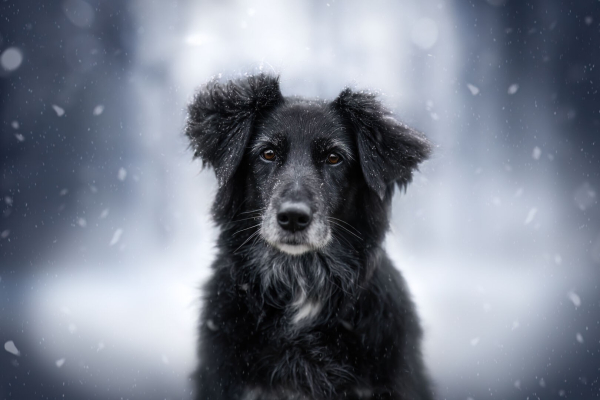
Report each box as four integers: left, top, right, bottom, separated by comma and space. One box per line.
272, 242, 313, 256
264, 233, 320, 256
260, 209, 331, 256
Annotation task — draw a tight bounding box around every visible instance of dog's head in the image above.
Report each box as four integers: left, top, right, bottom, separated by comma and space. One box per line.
186, 74, 430, 256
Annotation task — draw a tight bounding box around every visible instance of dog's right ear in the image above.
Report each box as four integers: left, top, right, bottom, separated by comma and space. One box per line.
186, 74, 284, 186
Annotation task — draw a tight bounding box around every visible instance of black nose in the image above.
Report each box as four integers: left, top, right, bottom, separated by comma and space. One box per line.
277, 202, 312, 232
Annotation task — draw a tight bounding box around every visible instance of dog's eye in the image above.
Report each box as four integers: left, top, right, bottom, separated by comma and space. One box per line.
262, 149, 276, 161
326, 153, 342, 165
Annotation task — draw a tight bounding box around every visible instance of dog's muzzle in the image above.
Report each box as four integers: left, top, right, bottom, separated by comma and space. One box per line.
260, 177, 331, 256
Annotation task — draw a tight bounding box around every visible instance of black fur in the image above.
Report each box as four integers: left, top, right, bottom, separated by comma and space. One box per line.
186, 74, 433, 400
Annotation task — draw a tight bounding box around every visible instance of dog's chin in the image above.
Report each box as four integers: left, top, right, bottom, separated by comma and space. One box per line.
271, 242, 313, 256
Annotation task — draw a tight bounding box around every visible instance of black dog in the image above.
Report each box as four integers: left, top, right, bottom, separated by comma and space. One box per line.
186, 74, 433, 400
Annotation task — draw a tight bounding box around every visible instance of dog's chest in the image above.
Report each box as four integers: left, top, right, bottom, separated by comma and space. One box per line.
241, 280, 323, 327
241, 385, 374, 400
289, 290, 323, 325
241, 386, 309, 400
249, 252, 335, 327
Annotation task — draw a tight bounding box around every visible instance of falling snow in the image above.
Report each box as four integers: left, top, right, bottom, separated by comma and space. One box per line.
93, 105, 105, 116
117, 167, 127, 181
109, 228, 123, 246
4, 341, 20, 356
52, 104, 65, 117
466, 83, 480, 95
567, 291, 581, 307
207, 319, 219, 331
524, 207, 537, 225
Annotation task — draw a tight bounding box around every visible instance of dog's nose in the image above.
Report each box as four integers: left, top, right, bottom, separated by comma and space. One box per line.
277, 202, 312, 232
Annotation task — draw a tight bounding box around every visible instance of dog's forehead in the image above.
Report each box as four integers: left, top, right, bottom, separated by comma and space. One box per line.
258, 102, 347, 144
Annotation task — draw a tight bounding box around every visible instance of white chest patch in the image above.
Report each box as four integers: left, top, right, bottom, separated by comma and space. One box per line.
291, 298, 322, 324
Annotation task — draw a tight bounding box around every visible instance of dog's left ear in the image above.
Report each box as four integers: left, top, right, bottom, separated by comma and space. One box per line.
186, 74, 284, 186
332, 88, 432, 200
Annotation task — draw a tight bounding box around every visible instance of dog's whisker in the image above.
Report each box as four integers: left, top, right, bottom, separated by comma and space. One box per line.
239, 207, 266, 215
249, 232, 263, 248
231, 197, 250, 216
333, 225, 362, 241
230, 215, 263, 223
233, 230, 262, 254
232, 223, 263, 236
330, 234, 343, 248
331, 230, 354, 249
329, 220, 363, 241
327, 216, 362, 236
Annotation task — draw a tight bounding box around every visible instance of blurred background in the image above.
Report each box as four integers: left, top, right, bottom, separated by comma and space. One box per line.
1, 0, 599, 399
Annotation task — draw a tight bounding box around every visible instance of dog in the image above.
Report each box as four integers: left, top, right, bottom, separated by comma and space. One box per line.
186, 74, 433, 400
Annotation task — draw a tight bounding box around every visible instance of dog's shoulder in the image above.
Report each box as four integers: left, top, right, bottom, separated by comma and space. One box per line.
354, 252, 422, 335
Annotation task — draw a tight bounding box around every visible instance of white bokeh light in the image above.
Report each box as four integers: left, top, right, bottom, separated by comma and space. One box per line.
410, 17, 439, 50
1, 47, 23, 71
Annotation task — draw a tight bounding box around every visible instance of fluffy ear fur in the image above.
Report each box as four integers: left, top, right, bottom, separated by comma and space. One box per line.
332, 88, 432, 199
186, 74, 284, 186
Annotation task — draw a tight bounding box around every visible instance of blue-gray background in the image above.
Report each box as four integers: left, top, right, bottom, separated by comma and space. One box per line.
1, 0, 599, 399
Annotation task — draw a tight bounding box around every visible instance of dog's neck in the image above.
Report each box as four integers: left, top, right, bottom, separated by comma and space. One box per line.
223, 238, 382, 328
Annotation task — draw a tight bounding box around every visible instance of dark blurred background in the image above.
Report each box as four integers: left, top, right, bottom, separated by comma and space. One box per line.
1, 0, 599, 399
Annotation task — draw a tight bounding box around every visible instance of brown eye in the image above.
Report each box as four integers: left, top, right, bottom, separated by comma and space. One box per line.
326, 153, 341, 165
262, 149, 276, 161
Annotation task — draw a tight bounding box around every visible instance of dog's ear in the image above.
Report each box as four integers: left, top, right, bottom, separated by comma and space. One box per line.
332, 88, 431, 200
186, 74, 284, 186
